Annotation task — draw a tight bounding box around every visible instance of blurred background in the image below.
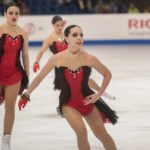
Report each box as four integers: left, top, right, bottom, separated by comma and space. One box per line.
1, 0, 150, 15
0, 0, 150, 150
1, 0, 150, 46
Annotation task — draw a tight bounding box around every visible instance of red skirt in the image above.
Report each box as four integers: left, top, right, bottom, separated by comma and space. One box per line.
0, 68, 22, 86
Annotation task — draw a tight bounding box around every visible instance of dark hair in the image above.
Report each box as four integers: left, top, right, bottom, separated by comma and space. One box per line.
51, 15, 63, 24
64, 25, 81, 37
4, 2, 21, 12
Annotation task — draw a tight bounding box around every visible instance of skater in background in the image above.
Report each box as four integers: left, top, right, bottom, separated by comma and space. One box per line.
18, 25, 118, 150
33, 15, 115, 100
33, 15, 67, 73
0, 2, 29, 150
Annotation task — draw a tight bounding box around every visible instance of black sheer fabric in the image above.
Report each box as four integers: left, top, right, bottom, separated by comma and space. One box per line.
0, 34, 5, 63
15, 35, 29, 94
49, 41, 57, 54
49, 41, 66, 90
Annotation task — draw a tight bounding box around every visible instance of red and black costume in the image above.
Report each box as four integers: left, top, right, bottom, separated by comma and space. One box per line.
55, 66, 118, 124
49, 40, 68, 90
0, 34, 28, 102
49, 40, 68, 54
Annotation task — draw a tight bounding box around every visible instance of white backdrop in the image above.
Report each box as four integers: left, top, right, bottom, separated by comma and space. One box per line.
0, 14, 150, 42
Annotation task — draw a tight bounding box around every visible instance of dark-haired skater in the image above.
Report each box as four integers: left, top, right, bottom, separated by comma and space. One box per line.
0, 2, 29, 150
18, 25, 118, 150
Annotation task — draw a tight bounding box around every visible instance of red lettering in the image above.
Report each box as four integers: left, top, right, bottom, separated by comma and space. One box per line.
129, 19, 138, 29
145, 19, 150, 28
129, 19, 150, 29
140, 20, 144, 28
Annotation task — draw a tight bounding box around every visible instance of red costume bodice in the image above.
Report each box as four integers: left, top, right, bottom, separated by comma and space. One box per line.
56, 66, 118, 123
49, 40, 68, 54
55, 41, 68, 53
63, 67, 94, 116
64, 67, 85, 105
0, 34, 22, 85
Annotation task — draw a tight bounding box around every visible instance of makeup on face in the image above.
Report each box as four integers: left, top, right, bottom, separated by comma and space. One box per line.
54, 22, 64, 33
71, 32, 84, 37
7, 6, 20, 16
55, 21, 63, 28
6, 6, 20, 22
8, 11, 19, 16
6, 7, 19, 24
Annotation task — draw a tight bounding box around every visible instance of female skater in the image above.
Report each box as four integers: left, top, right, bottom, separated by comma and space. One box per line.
33, 15, 67, 73
18, 25, 118, 150
32, 15, 115, 99
0, 2, 29, 150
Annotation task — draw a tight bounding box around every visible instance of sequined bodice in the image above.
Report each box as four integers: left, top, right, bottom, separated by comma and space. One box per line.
0, 34, 23, 74
55, 66, 118, 125
64, 67, 84, 104
56, 66, 92, 106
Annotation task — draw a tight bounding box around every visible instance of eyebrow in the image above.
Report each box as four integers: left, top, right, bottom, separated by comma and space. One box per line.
8, 11, 19, 13
71, 32, 83, 34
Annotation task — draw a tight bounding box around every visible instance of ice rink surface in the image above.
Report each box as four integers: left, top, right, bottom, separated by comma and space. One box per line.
0, 45, 150, 150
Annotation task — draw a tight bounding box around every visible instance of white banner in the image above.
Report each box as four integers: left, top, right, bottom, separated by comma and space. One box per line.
1, 14, 150, 42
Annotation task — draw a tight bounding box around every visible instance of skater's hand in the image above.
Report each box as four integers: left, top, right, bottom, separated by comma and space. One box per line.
18, 93, 30, 111
33, 62, 40, 73
84, 93, 100, 105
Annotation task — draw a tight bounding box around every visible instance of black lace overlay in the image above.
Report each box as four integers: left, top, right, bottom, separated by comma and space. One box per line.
49, 41, 57, 54
0, 34, 5, 63
53, 67, 62, 90
55, 67, 71, 114
56, 66, 118, 124
49, 41, 66, 90
16, 35, 29, 94
0, 34, 28, 94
